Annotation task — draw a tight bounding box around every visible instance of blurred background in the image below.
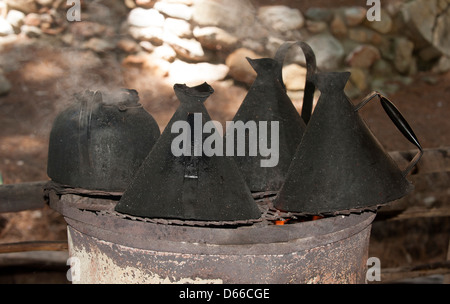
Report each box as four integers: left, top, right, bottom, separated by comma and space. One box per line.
0, 0, 449, 283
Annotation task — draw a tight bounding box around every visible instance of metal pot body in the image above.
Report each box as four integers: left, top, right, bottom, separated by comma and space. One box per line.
47, 90, 160, 192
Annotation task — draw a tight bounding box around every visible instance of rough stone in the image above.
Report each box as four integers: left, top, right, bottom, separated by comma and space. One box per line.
371, 77, 400, 95
128, 8, 165, 28
122, 52, 148, 67
343, 6, 367, 26
160, 0, 193, 5
135, 0, 156, 8
348, 28, 383, 45
164, 34, 206, 61
152, 43, 177, 62
264, 36, 285, 58
347, 67, 369, 92
305, 7, 334, 22
192, 0, 256, 33
0, 72, 11, 95
164, 18, 192, 38
371, 59, 395, 77
385, 1, 404, 17
6, 10, 25, 30
393, 37, 415, 74
376, 38, 396, 61
154, 1, 193, 20
418, 45, 442, 62
365, 9, 393, 34
139, 40, 155, 52
225, 48, 261, 85
330, 14, 347, 37
168, 59, 229, 86
0, 17, 14, 36
193, 26, 238, 50
69, 21, 108, 39
60, 32, 74, 45
20, 25, 42, 38
403, 0, 450, 56
143, 55, 172, 77
23, 13, 41, 27
240, 39, 265, 54
36, 0, 53, 6
305, 20, 327, 33
125, 0, 137, 9
345, 45, 381, 68
122, 53, 170, 77
344, 78, 361, 99
257, 5, 304, 33
433, 2, 450, 56
83, 38, 115, 53
432, 55, 450, 73
117, 38, 141, 53
142, 54, 172, 77
5, 0, 37, 14
129, 26, 164, 44
282, 64, 307, 91
306, 34, 345, 71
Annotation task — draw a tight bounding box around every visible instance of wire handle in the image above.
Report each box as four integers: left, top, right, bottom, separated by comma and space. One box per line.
354, 91, 423, 177
274, 41, 317, 124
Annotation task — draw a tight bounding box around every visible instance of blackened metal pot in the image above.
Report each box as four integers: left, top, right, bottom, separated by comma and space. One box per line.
47, 89, 160, 192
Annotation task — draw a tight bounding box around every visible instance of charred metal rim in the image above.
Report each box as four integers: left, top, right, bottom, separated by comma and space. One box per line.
44, 181, 379, 222
174, 82, 214, 97
48, 190, 376, 256
44, 181, 123, 198
45, 181, 264, 227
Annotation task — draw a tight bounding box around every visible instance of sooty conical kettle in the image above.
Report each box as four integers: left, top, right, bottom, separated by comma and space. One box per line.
228, 41, 317, 193
274, 71, 423, 215
47, 89, 160, 192
114, 82, 261, 222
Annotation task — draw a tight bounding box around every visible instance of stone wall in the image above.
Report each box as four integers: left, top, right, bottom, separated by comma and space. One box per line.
0, 0, 449, 97
121, 0, 450, 97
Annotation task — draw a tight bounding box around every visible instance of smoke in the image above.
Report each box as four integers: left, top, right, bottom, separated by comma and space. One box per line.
52, 49, 124, 109
48, 0, 134, 111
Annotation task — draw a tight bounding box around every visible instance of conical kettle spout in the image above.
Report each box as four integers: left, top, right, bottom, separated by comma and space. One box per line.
313, 71, 350, 93
174, 82, 214, 103
246, 57, 282, 80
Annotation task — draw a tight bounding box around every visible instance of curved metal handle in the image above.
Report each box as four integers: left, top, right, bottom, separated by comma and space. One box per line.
274, 41, 317, 124
355, 92, 423, 177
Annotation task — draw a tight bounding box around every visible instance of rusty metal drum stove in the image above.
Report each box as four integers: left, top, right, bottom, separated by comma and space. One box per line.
47, 190, 375, 284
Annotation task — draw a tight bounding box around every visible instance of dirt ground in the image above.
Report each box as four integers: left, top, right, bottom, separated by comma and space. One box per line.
0, 0, 449, 283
